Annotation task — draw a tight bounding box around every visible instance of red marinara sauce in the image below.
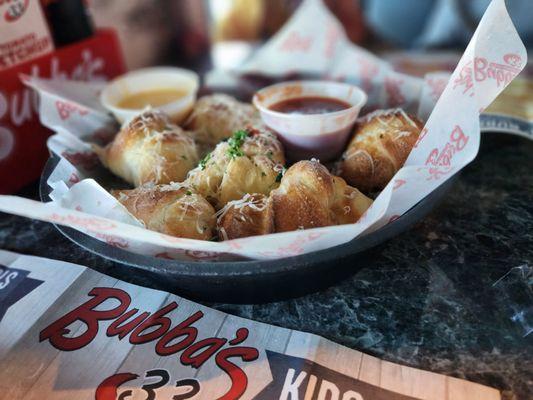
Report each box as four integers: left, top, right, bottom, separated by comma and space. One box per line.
269, 96, 351, 115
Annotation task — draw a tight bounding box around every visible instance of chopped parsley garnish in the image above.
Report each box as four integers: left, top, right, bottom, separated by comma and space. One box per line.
186, 190, 192, 195
199, 152, 211, 170
226, 129, 248, 159
266, 150, 273, 159
228, 147, 244, 159
261, 172, 266, 177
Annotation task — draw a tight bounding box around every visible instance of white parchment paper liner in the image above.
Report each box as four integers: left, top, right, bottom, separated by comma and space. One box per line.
0, 0, 527, 261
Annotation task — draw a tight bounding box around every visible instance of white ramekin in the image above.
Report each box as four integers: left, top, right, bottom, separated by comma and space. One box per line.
253, 80, 367, 161
100, 67, 199, 124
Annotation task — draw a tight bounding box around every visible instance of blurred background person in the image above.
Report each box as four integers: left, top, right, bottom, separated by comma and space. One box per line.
363, 0, 533, 48
88, 0, 531, 72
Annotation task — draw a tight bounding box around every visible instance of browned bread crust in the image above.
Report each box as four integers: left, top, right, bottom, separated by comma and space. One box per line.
95, 111, 199, 187
273, 160, 372, 232
338, 108, 423, 192
216, 160, 372, 240
184, 94, 264, 147
216, 194, 274, 240
186, 127, 285, 210
112, 184, 215, 240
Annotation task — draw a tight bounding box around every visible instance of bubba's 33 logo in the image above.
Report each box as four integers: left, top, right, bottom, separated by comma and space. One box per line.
39, 288, 259, 400
37, 287, 428, 400
96, 369, 200, 400
453, 53, 522, 96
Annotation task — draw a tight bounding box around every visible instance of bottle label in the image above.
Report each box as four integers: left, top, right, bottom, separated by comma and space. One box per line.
0, 0, 54, 71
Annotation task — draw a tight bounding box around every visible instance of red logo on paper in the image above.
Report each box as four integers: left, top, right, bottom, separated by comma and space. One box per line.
184, 250, 220, 260
95, 372, 138, 400
453, 54, 522, 96
94, 233, 129, 249
425, 125, 469, 168
47, 213, 116, 231
96, 370, 201, 400
358, 57, 380, 93
453, 61, 474, 96
427, 77, 447, 102
393, 179, 406, 190
422, 166, 454, 181
503, 53, 522, 68
39, 287, 260, 400
421, 125, 468, 181
259, 232, 326, 258
324, 23, 342, 58
279, 31, 313, 53
384, 77, 405, 107
55, 100, 89, 121
3, 0, 29, 22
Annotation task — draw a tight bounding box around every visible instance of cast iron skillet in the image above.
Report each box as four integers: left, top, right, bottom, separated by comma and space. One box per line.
40, 154, 455, 303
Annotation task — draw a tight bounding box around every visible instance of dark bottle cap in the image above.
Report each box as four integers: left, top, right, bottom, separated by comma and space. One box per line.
43, 0, 94, 47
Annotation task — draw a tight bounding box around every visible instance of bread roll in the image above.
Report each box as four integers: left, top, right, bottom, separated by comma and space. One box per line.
186, 127, 285, 209
95, 110, 199, 186
112, 184, 215, 240
216, 194, 274, 240
272, 160, 372, 232
217, 160, 373, 240
338, 108, 423, 192
184, 94, 264, 147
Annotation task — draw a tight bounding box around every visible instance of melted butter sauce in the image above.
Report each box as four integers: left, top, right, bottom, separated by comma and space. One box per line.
118, 88, 188, 109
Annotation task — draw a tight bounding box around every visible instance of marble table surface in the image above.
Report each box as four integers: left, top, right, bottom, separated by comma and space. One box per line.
1, 134, 531, 399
